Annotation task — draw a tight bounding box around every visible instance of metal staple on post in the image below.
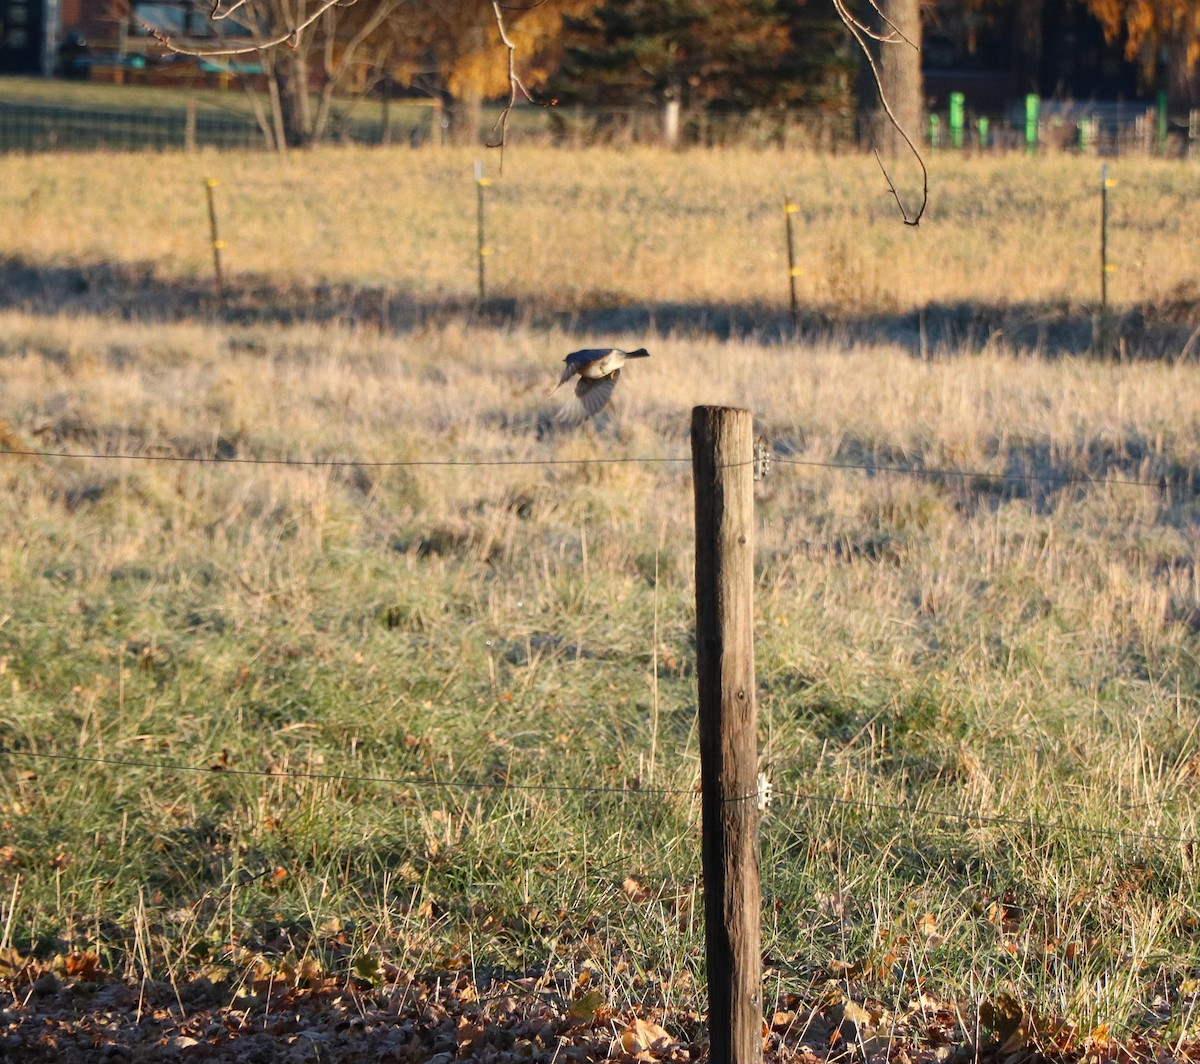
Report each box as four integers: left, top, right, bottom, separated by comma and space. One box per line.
754, 437, 771, 481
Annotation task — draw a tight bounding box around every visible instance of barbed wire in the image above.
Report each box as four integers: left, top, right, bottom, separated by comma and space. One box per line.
772, 455, 1193, 491
0, 447, 691, 470
1, 445, 1192, 493
4, 748, 1197, 848
1120, 792, 1196, 812
4, 441, 1196, 845
769, 784, 1200, 849
0, 748, 697, 798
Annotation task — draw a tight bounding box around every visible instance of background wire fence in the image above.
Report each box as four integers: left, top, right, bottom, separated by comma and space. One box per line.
0, 98, 263, 152
1, 95, 1198, 156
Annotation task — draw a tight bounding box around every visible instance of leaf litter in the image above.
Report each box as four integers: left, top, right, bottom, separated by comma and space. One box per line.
2, 940, 1198, 1063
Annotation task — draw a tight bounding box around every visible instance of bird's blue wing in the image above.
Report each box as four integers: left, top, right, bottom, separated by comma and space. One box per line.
564, 348, 611, 366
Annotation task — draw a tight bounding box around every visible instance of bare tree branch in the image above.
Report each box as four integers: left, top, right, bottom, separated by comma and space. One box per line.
210, 0, 252, 19
858, 0, 921, 51
486, 0, 534, 163
310, 0, 401, 144
875, 147, 927, 226
149, 0, 348, 57
834, 4, 902, 45
832, 0, 928, 226
333, 41, 398, 138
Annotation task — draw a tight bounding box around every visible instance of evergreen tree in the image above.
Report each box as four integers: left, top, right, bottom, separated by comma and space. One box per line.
555, 0, 854, 111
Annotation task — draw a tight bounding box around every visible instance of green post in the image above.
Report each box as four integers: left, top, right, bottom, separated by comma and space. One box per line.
977, 116, 989, 149
1157, 91, 1168, 154
929, 113, 941, 148
1025, 94, 1040, 155
949, 92, 965, 149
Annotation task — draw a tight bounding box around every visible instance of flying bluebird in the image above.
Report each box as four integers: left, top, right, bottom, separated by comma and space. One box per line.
551, 347, 650, 425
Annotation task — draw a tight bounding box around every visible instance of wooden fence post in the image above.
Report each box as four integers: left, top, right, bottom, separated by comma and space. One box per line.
691, 406, 762, 1064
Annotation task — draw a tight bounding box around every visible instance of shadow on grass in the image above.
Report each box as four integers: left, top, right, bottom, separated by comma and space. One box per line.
2, 254, 1199, 361
4, 254, 1200, 522
774, 430, 1200, 510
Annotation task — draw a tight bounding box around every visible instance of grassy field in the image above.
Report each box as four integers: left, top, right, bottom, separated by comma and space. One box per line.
0, 75, 560, 153
0, 144, 1199, 323
0, 73, 274, 115
1, 144, 1200, 1060
0, 74, 441, 151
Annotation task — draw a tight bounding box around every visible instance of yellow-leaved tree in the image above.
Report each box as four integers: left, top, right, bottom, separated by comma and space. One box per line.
1088, 0, 1200, 106
386, 0, 595, 144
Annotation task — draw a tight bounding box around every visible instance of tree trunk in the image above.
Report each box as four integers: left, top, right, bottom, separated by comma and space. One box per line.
1166, 26, 1199, 112
1012, 0, 1044, 94
453, 84, 484, 145
275, 52, 314, 148
858, 0, 923, 157
449, 20, 487, 145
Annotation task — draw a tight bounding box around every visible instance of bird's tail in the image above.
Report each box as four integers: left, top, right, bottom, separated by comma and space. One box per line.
626, 348, 651, 359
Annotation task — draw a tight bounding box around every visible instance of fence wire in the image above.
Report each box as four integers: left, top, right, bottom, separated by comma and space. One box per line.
4, 747, 1198, 851
1, 445, 1192, 493
0, 747, 694, 798
768, 783, 1200, 849
0, 446, 691, 469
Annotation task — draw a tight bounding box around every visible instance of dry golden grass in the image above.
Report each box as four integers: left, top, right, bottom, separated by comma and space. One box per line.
1, 146, 1198, 315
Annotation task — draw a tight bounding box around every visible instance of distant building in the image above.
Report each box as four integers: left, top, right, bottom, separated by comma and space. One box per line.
0, 0, 57, 75
1, 0, 226, 77
60, 0, 123, 40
